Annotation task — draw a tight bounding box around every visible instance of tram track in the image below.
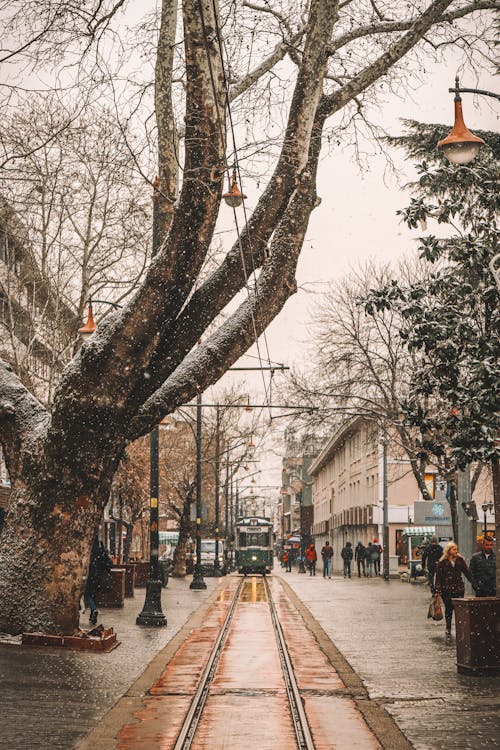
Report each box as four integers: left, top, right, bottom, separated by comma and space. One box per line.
172, 575, 315, 750
264, 576, 315, 750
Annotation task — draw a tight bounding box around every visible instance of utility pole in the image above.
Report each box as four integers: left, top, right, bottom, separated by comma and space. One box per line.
382, 438, 390, 581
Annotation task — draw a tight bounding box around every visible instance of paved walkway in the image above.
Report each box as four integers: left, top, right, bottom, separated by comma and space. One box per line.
278, 569, 500, 750
1, 572, 499, 749
0, 578, 218, 750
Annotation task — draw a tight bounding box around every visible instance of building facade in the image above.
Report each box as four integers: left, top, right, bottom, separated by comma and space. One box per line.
309, 417, 427, 573
279, 429, 324, 551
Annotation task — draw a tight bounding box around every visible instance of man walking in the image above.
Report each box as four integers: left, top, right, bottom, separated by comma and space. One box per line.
422, 535, 443, 594
470, 535, 496, 597
354, 541, 366, 577
341, 541, 353, 578
321, 541, 333, 578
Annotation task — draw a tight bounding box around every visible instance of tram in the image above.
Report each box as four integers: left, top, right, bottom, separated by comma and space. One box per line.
235, 516, 274, 575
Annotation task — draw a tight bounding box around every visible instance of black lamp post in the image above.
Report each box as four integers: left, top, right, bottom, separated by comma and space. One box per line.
190, 394, 207, 589
137, 424, 168, 625
137, 178, 168, 625
297, 491, 306, 574
213, 406, 223, 576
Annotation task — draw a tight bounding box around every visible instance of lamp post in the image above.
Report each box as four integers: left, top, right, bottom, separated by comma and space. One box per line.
137, 177, 168, 624
136, 424, 168, 625
213, 406, 222, 576
481, 501, 494, 536
297, 491, 306, 574
437, 76, 499, 165
190, 394, 207, 589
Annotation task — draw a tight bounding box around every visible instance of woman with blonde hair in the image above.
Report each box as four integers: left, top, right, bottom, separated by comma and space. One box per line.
435, 541, 472, 639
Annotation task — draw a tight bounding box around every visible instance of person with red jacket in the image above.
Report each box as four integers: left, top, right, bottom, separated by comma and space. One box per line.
435, 541, 472, 639
305, 543, 318, 576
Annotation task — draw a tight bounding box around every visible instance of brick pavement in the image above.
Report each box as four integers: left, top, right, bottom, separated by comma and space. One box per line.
278, 569, 500, 750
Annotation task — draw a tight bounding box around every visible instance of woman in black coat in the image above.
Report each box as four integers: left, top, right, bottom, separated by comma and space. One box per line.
435, 541, 472, 638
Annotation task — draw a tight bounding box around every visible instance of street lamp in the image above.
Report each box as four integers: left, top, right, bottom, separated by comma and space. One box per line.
437, 76, 499, 165
190, 394, 207, 590
481, 501, 494, 536
222, 166, 247, 207
137, 177, 168, 624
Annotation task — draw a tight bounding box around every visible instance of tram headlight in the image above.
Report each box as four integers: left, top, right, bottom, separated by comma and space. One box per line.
251, 555, 257, 561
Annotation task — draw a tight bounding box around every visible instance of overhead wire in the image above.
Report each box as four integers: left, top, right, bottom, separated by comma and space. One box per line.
195, 0, 276, 422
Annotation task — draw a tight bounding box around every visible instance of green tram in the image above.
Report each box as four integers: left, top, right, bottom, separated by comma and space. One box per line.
235, 516, 274, 575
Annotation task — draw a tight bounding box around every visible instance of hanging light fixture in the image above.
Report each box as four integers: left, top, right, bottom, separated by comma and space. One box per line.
248, 435, 255, 449
78, 301, 97, 341
222, 166, 247, 207
437, 77, 485, 165
244, 396, 253, 412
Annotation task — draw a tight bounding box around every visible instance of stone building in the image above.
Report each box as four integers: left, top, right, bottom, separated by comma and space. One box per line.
309, 417, 423, 573
279, 428, 324, 550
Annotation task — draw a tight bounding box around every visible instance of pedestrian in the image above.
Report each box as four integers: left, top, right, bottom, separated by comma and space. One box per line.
470, 535, 496, 597
365, 542, 374, 577
354, 541, 366, 577
371, 538, 382, 576
421, 535, 443, 594
305, 543, 317, 576
341, 541, 353, 578
282, 550, 291, 572
84, 539, 113, 626
435, 541, 472, 639
321, 540, 333, 578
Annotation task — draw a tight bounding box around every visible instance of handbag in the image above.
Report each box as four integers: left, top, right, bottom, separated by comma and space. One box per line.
427, 593, 443, 621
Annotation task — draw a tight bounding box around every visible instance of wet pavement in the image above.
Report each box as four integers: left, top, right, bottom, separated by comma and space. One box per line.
0, 577, 218, 750
279, 569, 500, 750
1, 571, 498, 749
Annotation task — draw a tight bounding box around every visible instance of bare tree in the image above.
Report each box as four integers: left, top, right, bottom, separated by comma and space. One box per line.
0, 0, 497, 635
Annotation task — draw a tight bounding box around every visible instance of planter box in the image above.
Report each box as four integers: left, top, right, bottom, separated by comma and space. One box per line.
112, 563, 136, 597
95, 568, 125, 608
452, 597, 500, 675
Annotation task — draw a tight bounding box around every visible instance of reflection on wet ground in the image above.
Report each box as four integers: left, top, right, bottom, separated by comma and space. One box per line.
118, 575, 381, 749
239, 577, 268, 602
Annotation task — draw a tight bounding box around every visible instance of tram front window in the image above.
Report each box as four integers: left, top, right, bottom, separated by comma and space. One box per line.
238, 531, 270, 547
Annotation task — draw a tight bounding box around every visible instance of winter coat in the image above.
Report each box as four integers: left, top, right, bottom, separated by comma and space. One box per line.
435, 555, 471, 596
86, 543, 112, 597
321, 545, 334, 559
354, 543, 366, 561
305, 546, 317, 562
469, 551, 496, 596
370, 543, 382, 561
341, 545, 353, 561
422, 543, 443, 571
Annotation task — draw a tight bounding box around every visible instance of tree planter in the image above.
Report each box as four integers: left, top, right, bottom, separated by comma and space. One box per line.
452, 597, 500, 675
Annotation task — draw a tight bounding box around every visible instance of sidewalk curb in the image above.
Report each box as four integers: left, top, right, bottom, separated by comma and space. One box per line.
74, 578, 230, 750
278, 575, 415, 750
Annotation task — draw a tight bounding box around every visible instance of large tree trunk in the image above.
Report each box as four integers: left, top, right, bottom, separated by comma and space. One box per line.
0, 486, 104, 635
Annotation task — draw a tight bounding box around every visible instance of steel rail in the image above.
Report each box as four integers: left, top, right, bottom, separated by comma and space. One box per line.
264, 576, 316, 750
173, 578, 244, 750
